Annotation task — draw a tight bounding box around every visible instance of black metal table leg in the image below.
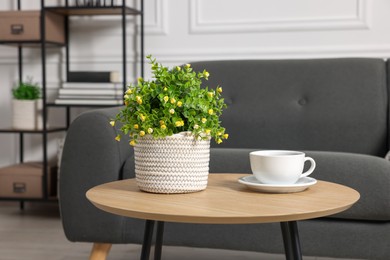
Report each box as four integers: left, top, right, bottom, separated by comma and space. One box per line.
141, 220, 155, 260
280, 221, 303, 260
154, 221, 165, 260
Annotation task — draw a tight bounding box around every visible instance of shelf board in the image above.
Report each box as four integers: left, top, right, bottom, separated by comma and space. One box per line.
0, 127, 67, 134
45, 6, 142, 16
0, 40, 65, 48
46, 102, 123, 108
0, 197, 58, 202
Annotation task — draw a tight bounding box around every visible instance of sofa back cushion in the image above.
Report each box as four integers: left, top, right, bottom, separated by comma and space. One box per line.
191, 58, 388, 156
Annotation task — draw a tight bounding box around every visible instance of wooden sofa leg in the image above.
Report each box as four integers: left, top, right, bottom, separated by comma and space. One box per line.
89, 243, 112, 260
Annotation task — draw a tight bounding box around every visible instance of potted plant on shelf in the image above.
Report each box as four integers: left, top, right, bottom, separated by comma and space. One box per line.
12, 78, 43, 130
112, 55, 228, 194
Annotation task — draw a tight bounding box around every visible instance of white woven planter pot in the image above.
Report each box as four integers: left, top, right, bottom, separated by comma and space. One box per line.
12, 99, 43, 130
134, 132, 211, 194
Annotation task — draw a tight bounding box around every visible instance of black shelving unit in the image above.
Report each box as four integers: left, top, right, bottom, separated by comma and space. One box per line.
0, 0, 144, 207
45, 0, 145, 100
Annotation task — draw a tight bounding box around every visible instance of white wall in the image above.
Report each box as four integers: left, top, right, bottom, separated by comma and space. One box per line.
0, 0, 389, 166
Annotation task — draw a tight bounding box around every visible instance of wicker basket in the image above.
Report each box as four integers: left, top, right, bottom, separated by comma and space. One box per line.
134, 132, 210, 193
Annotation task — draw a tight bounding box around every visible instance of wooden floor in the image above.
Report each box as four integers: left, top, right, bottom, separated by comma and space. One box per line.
0, 201, 361, 260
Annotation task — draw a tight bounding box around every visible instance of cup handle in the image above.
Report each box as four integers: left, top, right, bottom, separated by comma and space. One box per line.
301, 157, 316, 178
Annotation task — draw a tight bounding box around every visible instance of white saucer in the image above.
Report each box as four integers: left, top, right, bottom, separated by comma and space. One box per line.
238, 175, 317, 193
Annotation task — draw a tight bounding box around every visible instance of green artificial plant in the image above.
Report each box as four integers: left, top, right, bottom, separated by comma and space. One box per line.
12, 78, 41, 100
111, 55, 228, 146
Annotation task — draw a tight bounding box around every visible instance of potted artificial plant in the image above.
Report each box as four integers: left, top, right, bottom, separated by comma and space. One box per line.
12, 79, 42, 130
112, 55, 228, 193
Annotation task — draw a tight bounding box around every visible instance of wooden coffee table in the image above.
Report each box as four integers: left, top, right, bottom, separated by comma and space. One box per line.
86, 173, 360, 260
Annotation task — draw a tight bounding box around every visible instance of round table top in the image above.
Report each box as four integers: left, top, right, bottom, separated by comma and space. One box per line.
86, 174, 360, 224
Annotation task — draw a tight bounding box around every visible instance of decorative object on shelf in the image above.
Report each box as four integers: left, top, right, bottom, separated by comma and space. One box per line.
0, 10, 65, 44
54, 82, 123, 105
0, 162, 57, 198
112, 55, 228, 193
74, 0, 117, 7
67, 71, 120, 83
11, 79, 43, 130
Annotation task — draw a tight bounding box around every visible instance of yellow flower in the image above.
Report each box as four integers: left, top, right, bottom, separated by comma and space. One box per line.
185, 64, 191, 69
170, 98, 176, 104
177, 101, 183, 107
217, 138, 223, 144
134, 124, 139, 129
207, 91, 214, 98
126, 88, 133, 94
123, 94, 129, 99
148, 128, 154, 134
139, 131, 145, 137
217, 87, 223, 93
129, 140, 136, 146
169, 108, 175, 114
201, 118, 207, 123
194, 124, 199, 129
136, 96, 142, 105
115, 135, 121, 141
223, 133, 229, 139
176, 66, 181, 71
140, 114, 146, 121
175, 120, 184, 127
205, 129, 211, 135
163, 96, 169, 102
217, 131, 222, 136
161, 124, 167, 130
138, 77, 143, 83
208, 109, 214, 115
109, 120, 115, 127
164, 87, 168, 91
204, 70, 210, 78
159, 120, 165, 125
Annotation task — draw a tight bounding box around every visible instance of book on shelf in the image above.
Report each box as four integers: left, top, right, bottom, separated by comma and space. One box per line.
62, 82, 124, 89
58, 95, 122, 100
55, 82, 125, 105
67, 71, 120, 83
58, 88, 123, 96
54, 99, 123, 105
74, 0, 117, 6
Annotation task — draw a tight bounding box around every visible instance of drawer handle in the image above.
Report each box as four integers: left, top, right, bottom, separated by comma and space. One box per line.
11, 24, 24, 35
13, 182, 26, 193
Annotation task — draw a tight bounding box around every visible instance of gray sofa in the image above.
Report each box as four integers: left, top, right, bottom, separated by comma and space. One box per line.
59, 58, 390, 260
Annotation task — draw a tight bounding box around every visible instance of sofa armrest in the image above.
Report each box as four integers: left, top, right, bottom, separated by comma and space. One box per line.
306, 151, 390, 221
59, 107, 134, 243
210, 148, 390, 221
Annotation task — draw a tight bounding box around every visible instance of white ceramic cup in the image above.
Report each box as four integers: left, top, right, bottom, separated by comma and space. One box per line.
249, 150, 316, 184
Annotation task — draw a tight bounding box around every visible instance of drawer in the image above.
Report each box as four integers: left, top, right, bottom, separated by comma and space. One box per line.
0, 11, 65, 44
0, 162, 57, 198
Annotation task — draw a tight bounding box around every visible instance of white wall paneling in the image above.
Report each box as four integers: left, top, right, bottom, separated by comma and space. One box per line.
144, 0, 168, 35
190, 0, 370, 34
2, 0, 390, 166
